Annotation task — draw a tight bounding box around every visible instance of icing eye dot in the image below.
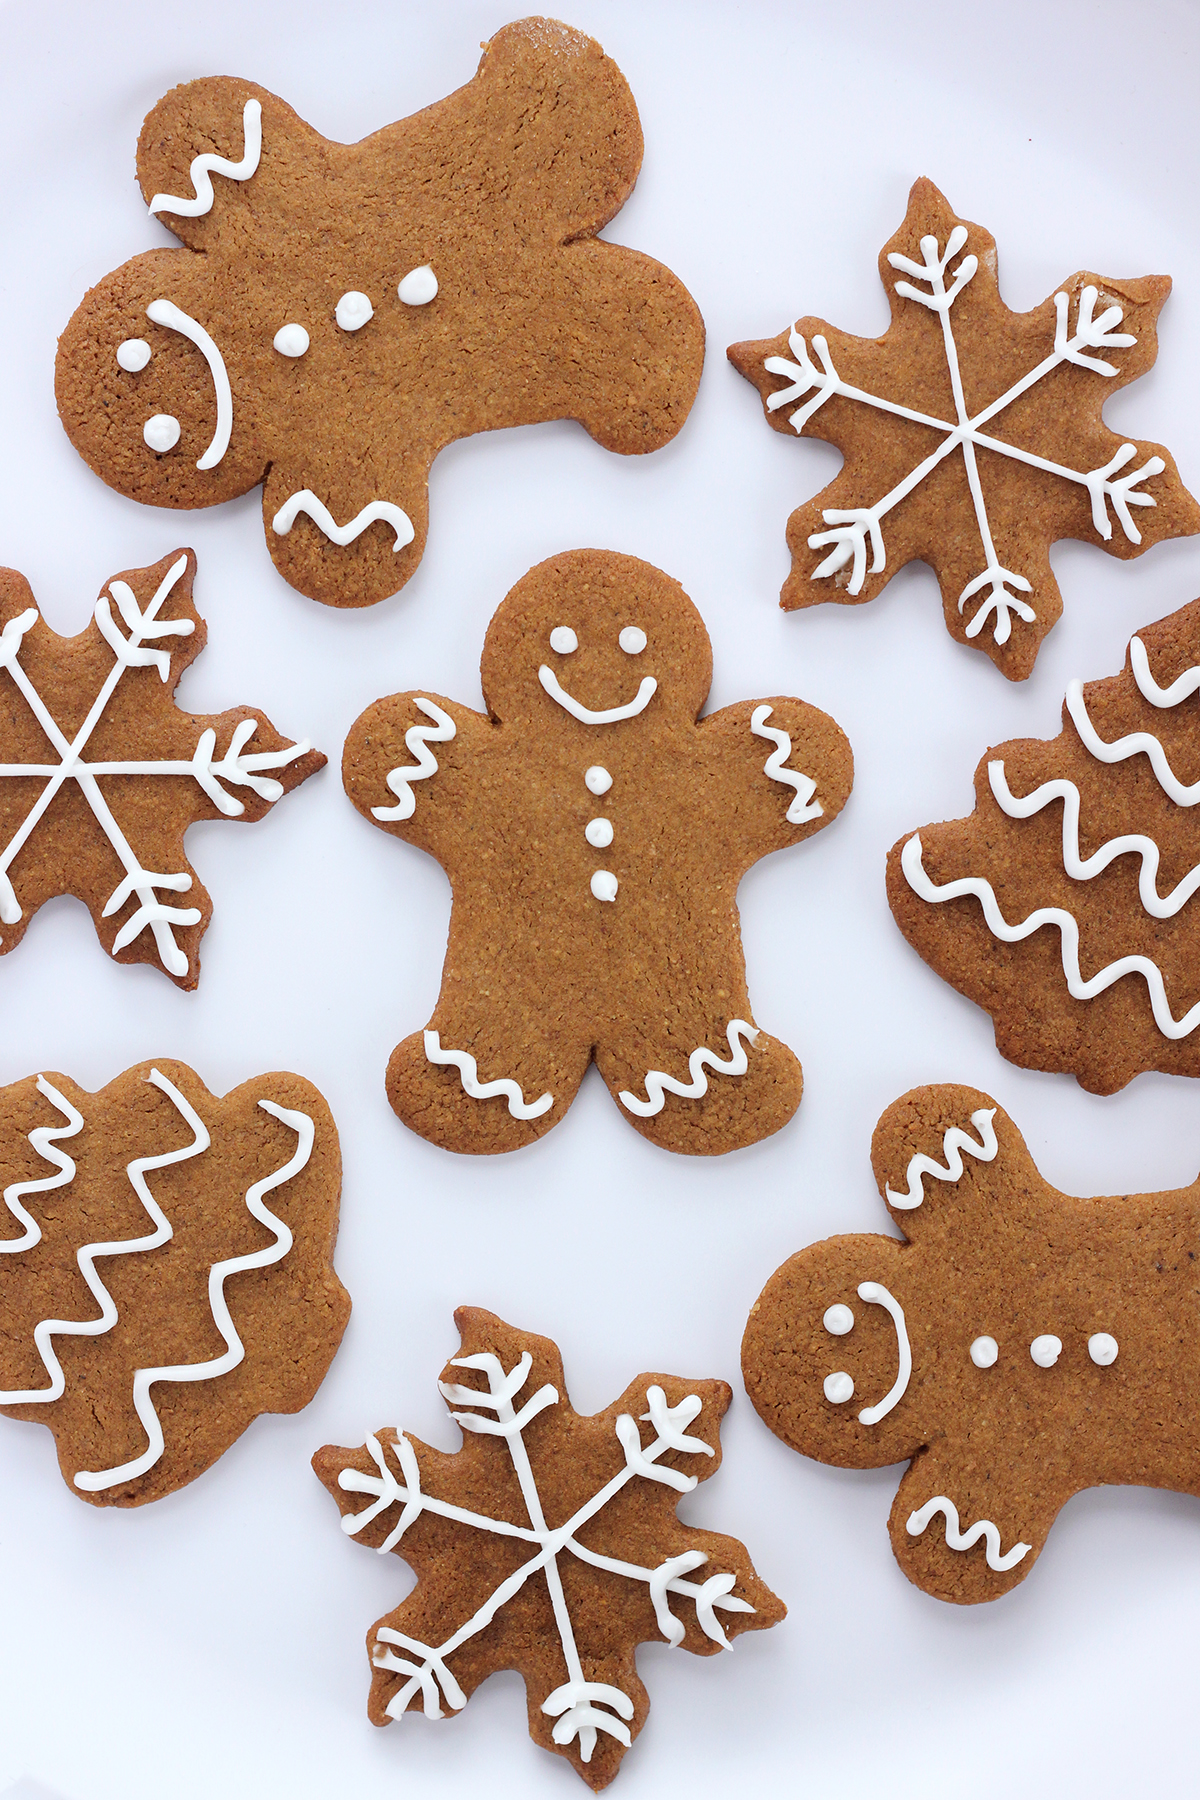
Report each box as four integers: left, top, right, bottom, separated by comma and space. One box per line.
398, 264, 439, 306
550, 626, 578, 655
273, 323, 310, 357
619, 626, 647, 655
585, 817, 613, 849
823, 1371, 854, 1405
116, 338, 151, 372
970, 1335, 998, 1368
823, 1304, 854, 1336
585, 765, 612, 796
335, 290, 374, 332
1030, 1334, 1062, 1369
1088, 1332, 1118, 1366
143, 413, 181, 453
590, 870, 618, 903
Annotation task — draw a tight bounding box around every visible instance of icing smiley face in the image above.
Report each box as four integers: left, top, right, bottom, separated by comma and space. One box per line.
538, 621, 658, 725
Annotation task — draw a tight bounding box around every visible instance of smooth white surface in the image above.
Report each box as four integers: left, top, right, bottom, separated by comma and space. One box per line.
1, 1, 1200, 1795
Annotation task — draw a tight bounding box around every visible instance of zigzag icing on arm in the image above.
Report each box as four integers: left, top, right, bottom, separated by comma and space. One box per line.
74, 1097, 312, 1492
906, 1495, 1031, 1572
424, 1032, 553, 1120
148, 99, 262, 218
1, 1078, 84, 1254
885, 1107, 998, 1209
619, 1020, 758, 1118
1066, 652, 1200, 808
750, 706, 822, 823
272, 490, 415, 551
372, 701, 456, 822
901, 833, 1200, 1039
0, 1068, 208, 1406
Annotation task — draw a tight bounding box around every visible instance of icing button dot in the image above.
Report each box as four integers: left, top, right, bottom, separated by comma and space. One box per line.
1030, 1334, 1062, 1369
619, 626, 647, 654
585, 766, 612, 796
143, 413, 181, 453
1088, 1332, 1118, 1366
398, 264, 438, 306
585, 818, 613, 849
273, 323, 310, 357
823, 1371, 854, 1405
590, 870, 618, 903
550, 626, 578, 655
335, 290, 374, 331
970, 1335, 998, 1368
116, 338, 151, 372
823, 1304, 854, 1336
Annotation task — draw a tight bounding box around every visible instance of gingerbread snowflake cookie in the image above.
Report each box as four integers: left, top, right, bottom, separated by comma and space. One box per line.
342, 549, 853, 1155
315, 1308, 784, 1789
0, 1059, 348, 1505
729, 178, 1200, 680
889, 597, 1200, 1093
0, 548, 322, 986
55, 21, 705, 609
742, 1083, 1197, 1604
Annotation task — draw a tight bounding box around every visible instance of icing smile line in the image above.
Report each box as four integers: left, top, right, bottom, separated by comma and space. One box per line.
538, 665, 658, 725
145, 299, 233, 470
855, 1281, 911, 1426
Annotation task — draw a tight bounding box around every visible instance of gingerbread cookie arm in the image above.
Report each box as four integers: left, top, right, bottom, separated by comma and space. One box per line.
870, 1083, 1018, 1239
135, 78, 302, 252
342, 692, 491, 864
697, 695, 853, 867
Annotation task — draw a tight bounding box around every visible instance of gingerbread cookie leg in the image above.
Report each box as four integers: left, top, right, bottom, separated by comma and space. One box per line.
888, 1448, 1068, 1605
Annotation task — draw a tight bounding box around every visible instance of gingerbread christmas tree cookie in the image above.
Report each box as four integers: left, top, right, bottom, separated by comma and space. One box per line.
314, 1308, 785, 1789
742, 1083, 1200, 1604
729, 178, 1200, 679
888, 597, 1200, 1093
0, 548, 322, 987
342, 549, 854, 1155
55, 20, 705, 608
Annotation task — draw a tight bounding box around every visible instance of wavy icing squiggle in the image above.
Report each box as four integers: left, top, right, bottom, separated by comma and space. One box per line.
373, 700, 456, 822
619, 1020, 758, 1118
272, 490, 415, 551
1065, 637, 1200, 807
148, 99, 262, 218
424, 1031, 553, 1120
906, 1495, 1031, 1572
1, 1078, 84, 1254
750, 705, 822, 823
885, 1106, 998, 1209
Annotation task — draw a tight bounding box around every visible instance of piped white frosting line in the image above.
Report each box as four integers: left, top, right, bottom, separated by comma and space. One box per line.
906, 1496, 1031, 1572
885, 1107, 998, 1209
1066, 642, 1200, 807
538, 665, 658, 726
148, 99, 262, 218
855, 1281, 911, 1426
272, 490, 415, 551
73, 1097, 312, 1492
372, 700, 455, 822
0, 1068, 208, 1406
145, 299, 232, 470
424, 1031, 553, 1120
619, 1020, 758, 1118
0, 1078, 84, 1255
901, 832, 1200, 1039
750, 705, 822, 822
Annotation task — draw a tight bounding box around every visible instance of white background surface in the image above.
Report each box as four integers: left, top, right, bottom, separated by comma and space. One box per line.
1, 1, 1199, 1794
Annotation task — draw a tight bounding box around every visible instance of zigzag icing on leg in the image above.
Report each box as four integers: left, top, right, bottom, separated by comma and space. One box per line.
372, 700, 456, 821
272, 489, 415, 551
619, 1020, 758, 1118
885, 1107, 998, 1209
906, 1495, 1031, 1572
1, 1078, 84, 1253
424, 1031, 553, 1120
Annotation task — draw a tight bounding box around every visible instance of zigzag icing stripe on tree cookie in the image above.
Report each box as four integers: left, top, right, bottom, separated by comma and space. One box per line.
0, 1078, 84, 1255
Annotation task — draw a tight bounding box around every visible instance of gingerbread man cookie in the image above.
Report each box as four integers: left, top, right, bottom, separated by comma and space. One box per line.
342, 550, 853, 1155
55, 21, 705, 609
742, 1083, 1200, 1603
729, 178, 1200, 679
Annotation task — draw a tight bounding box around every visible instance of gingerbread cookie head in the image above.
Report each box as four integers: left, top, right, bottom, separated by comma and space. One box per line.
55, 23, 705, 609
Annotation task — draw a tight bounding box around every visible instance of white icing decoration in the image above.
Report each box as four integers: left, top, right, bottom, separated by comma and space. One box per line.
1088, 1332, 1118, 1366
336, 1352, 751, 1757
751, 705, 822, 823
823, 1303, 854, 1336
619, 627, 646, 654
885, 1107, 998, 1209
335, 290, 373, 331
1066, 640, 1200, 807
584, 818, 613, 849
74, 1095, 312, 1492
590, 870, 618, 902
823, 1371, 854, 1404
905, 1496, 1031, 1572
765, 232, 1160, 645
0, 1068, 208, 1406
585, 766, 612, 796
549, 627, 578, 655
144, 298, 232, 470
855, 1281, 911, 1426
143, 413, 180, 453
273, 323, 309, 358
148, 98, 262, 218
538, 665, 657, 725
423, 1030, 552, 1120
1030, 1334, 1062, 1368
0, 1078, 84, 1255
117, 338, 151, 372
372, 699, 456, 822
272, 489, 415, 552
398, 265, 438, 306
619, 1020, 758, 1118
970, 1335, 998, 1368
